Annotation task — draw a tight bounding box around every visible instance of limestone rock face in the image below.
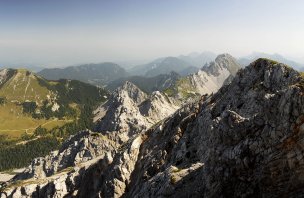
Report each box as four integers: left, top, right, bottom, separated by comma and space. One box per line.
94, 81, 179, 140
12, 130, 118, 181
165, 54, 241, 101
4, 59, 304, 197
187, 53, 241, 95
1, 130, 116, 197
88, 102, 196, 198
202, 53, 241, 76
138, 91, 179, 123
0, 69, 9, 85
94, 81, 148, 135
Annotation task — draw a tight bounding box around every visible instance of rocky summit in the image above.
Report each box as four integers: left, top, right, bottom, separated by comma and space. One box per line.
3, 58, 304, 197
163, 54, 241, 100
189, 53, 241, 95
94, 81, 179, 142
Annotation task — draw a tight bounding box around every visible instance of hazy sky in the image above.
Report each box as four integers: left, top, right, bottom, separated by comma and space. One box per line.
0, 0, 304, 67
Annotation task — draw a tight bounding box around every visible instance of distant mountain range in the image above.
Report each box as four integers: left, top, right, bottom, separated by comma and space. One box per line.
106, 71, 181, 93
178, 51, 217, 67
108, 53, 241, 94
127, 52, 216, 77
37, 52, 216, 87
38, 63, 128, 85
239, 52, 304, 71
128, 57, 196, 77
6, 52, 304, 90
163, 53, 241, 100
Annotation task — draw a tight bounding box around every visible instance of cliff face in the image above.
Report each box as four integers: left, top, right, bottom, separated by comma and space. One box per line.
94, 81, 149, 135
12, 130, 118, 181
0, 69, 9, 86
3, 59, 304, 197
188, 53, 241, 95
202, 53, 241, 76
1, 130, 117, 197
164, 54, 241, 100
94, 81, 179, 142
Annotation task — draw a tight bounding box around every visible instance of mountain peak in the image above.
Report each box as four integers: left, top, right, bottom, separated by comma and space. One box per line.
202, 53, 241, 76
239, 52, 304, 71
114, 81, 147, 104
215, 53, 235, 61
121, 80, 139, 90
94, 81, 177, 137
251, 57, 280, 67
250, 57, 295, 74
224, 58, 300, 97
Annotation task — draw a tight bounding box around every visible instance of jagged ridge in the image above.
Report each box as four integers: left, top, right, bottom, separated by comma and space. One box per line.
164, 53, 241, 99
94, 81, 179, 141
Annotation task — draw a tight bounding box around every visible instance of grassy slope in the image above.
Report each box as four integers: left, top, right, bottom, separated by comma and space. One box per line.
0, 69, 50, 104
0, 70, 78, 139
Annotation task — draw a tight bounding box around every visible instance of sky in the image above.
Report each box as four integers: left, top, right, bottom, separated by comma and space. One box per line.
0, 0, 304, 67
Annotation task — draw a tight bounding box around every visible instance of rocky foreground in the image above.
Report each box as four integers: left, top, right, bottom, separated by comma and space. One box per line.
3, 58, 304, 197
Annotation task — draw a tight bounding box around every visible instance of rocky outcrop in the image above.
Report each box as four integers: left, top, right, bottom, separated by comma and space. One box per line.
4, 58, 304, 197
94, 81, 148, 134
164, 54, 241, 100
138, 91, 178, 122
0, 69, 9, 85
1, 155, 113, 198
202, 53, 241, 76
0, 69, 15, 88
188, 53, 241, 95
94, 81, 179, 141
12, 130, 118, 181
1, 130, 116, 197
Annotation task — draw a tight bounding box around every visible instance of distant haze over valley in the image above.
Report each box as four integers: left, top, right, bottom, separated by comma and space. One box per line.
1, 51, 304, 73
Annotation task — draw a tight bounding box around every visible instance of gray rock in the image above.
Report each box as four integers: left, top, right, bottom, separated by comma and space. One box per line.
94, 81, 179, 140
12, 130, 118, 181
